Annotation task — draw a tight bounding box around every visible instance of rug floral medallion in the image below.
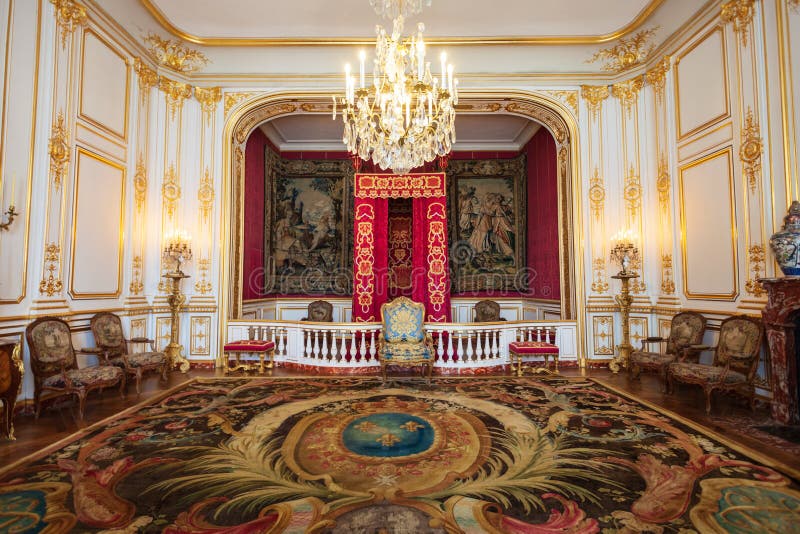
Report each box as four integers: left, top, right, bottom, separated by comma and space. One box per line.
2, 377, 799, 533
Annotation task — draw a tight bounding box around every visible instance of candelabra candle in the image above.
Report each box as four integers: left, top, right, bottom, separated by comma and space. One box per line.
609, 230, 639, 275
163, 231, 193, 274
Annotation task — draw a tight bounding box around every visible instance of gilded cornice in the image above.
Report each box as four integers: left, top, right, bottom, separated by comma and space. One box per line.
645, 56, 671, 101
580, 85, 610, 119
611, 77, 644, 116
144, 33, 209, 73
721, 0, 755, 47
50, 0, 87, 48
134, 58, 159, 99
159, 77, 193, 119
195, 86, 222, 115
586, 27, 659, 72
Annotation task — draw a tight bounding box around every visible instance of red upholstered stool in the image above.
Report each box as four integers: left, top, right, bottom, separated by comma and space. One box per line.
509, 341, 559, 376
223, 340, 275, 374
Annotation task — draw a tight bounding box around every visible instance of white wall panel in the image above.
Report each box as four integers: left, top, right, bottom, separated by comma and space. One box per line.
678, 147, 738, 300
79, 30, 128, 140
69, 148, 125, 298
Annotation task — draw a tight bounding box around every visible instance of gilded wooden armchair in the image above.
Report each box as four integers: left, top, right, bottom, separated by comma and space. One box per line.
630, 311, 707, 388
377, 297, 434, 381
667, 315, 764, 414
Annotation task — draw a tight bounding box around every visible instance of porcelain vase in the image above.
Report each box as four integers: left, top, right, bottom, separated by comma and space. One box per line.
770, 201, 800, 276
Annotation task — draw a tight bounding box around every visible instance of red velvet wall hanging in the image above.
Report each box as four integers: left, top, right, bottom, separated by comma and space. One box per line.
353, 173, 451, 322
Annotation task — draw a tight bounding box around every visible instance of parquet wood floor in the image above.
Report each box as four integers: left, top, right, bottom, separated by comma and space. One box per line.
2, 367, 798, 476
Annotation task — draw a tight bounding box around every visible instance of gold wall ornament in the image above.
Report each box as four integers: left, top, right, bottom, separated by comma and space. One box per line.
234, 103, 297, 144
505, 102, 568, 144
162, 165, 181, 219
740, 107, 763, 192
721, 0, 756, 47
129, 255, 144, 295
580, 85, 610, 119
645, 56, 671, 102
224, 92, 261, 115
657, 156, 671, 208
134, 58, 159, 101
544, 91, 579, 115
591, 257, 609, 293
589, 167, 605, 218
134, 155, 147, 211
745, 244, 766, 297
159, 78, 193, 120
144, 33, 209, 73
453, 102, 503, 112
611, 77, 644, 118
48, 112, 70, 188
198, 168, 214, 222
624, 165, 643, 215
587, 27, 659, 72
39, 243, 63, 296
661, 253, 676, 294
195, 86, 222, 115
194, 258, 212, 295
50, 0, 87, 48
592, 316, 615, 356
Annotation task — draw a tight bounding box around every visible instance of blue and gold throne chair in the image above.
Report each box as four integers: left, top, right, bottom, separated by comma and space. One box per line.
378, 297, 434, 382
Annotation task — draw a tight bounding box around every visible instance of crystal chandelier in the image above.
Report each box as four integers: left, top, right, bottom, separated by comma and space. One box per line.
333, 0, 458, 174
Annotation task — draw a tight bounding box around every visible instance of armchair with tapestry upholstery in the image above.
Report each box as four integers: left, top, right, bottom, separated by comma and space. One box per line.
377, 297, 435, 381
473, 300, 506, 323
90, 312, 168, 394
630, 311, 707, 388
667, 315, 764, 414
302, 300, 334, 322
26, 316, 125, 419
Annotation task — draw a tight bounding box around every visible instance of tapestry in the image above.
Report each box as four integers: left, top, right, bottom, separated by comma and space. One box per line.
264, 148, 354, 294
388, 206, 413, 298
2, 377, 798, 533
448, 156, 527, 293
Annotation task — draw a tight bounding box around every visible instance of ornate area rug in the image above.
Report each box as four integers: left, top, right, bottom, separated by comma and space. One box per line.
2, 376, 799, 533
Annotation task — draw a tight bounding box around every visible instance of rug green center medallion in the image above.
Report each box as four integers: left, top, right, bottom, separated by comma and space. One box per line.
1, 377, 799, 533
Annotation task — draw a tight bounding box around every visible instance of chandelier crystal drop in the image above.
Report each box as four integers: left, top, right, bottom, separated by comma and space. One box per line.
333, 2, 457, 174
369, 0, 431, 20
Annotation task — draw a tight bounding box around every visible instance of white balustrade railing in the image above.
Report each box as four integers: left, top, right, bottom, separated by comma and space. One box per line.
225, 319, 577, 370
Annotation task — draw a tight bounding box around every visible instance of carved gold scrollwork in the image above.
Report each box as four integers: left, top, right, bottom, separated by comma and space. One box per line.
195, 86, 222, 116
740, 107, 763, 193
159, 78, 193, 120
144, 33, 209, 73
130, 256, 144, 295
657, 157, 670, 208
745, 244, 766, 297
39, 243, 62, 296
134, 155, 147, 212
645, 56, 671, 103
589, 167, 605, 218
48, 112, 70, 188
789, 0, 800, 11
586, 27, 659, 72
544, 91, 578, 115
580, 85, 610, 120
661, 254, 676, 294
134, 58, 159, 102
198, 168, 214, 223
611, 77, 644, 118
224, 92, 261, 115
624, 165, 642, 215
592, 258, 609, 293
505, 102, 568, 144
162, 165, 181, 219
50, 0, 87, 48
721, 0, 756, 47
195, 258, 212, 295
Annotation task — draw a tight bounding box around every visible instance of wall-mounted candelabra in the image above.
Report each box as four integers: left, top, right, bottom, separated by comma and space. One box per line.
162, 230, 192, 373
1, 175, 17, 231
609, 229, 640, 373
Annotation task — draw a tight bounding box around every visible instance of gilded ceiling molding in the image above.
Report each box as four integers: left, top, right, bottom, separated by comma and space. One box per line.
645, 56, 671, 102
159, 78, 193, 120
161, 164, 181, 219
134, 58, 160, 102
198, 167, 215, 223
745, 244, 766, 297
48, 111, 70, 188
505, 102, 568, 145
195, 86, 222, 115
144, 33, 209, 73
50, 0, 87, 49
740, 107, 763, 192
543, 91, 579, 115
721, 0, 756, 47
134, 155, 147, 212
39, 243, 62, 296
224, 92, 262, 115
586, 27, 659, 72
580, 85, 610, 119
234, 103, 298, 144
611, 77, 644, 117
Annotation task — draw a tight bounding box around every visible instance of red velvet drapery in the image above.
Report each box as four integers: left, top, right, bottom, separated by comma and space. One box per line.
353, 173, 451, 323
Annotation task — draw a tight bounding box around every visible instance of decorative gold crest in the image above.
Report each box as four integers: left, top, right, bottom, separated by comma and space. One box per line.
134, 58, 159, 101
198, 168, 215, 222
645, 56, 671, 102
588, 167, 605, 218
580, 85, 610, 119
162, 165, 181, 219
721, 0, 755, 47
159, 78, 193, 120
195, 86, 222, 115
50, 0, 87, 48
39, 243, 63, 296
48, 112, 70, 188
745, 244, 766, 297
740, 107, 763, 192
657, 156, 670, 208
623, 165, 642, 215
134, 155, 147, 211
611, 77, 644, 118
587, 27, 659, 72
144, 33, 209, 73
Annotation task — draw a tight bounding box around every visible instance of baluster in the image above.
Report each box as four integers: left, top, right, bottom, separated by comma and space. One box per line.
311, 330, 318, 359
344, 330, 352, 360
536, 327, 542, 342
477, 330, 485, 360
304, 327, 313, 358
466, 332, 474, 361
322, 329, 330, 361
437, 332, 444, 361
456, 330, 463, 362
494, 329, 500, 359
359, 330, 367, 362
332, 331, 340, 362
280, 328, 287, 356
446, 329, 454, 362
369, 330, 377, 362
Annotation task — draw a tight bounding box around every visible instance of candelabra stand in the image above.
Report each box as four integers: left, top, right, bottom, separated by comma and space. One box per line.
163, 269, 190, 373
609, 271, 639, 373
